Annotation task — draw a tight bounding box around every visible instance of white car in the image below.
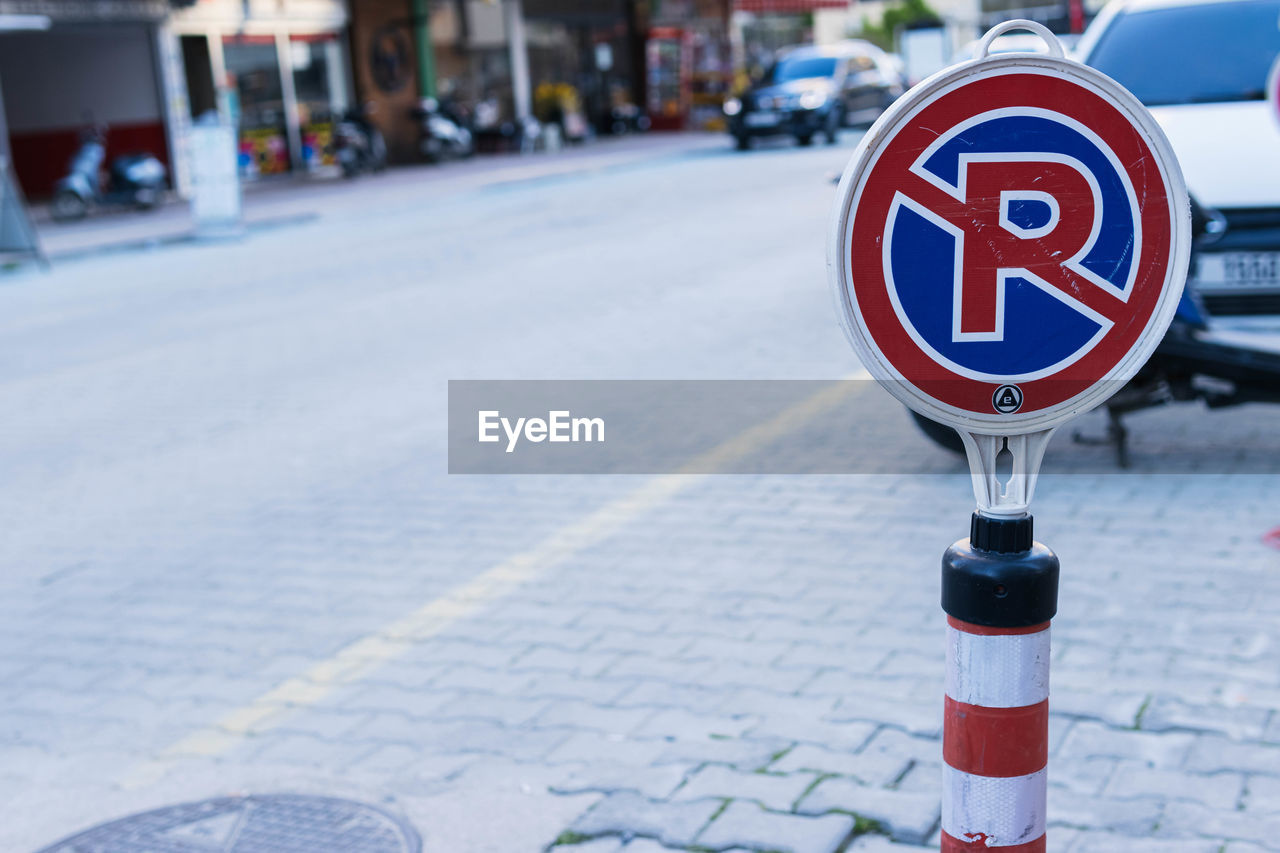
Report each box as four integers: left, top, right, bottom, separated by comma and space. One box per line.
1077, 0, 1280, 316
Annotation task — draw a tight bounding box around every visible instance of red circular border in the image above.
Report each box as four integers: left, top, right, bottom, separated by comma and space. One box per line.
849, 71, 1173, 415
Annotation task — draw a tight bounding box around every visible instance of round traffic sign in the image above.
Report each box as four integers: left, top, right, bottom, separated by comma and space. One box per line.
829, 25, 1190, 435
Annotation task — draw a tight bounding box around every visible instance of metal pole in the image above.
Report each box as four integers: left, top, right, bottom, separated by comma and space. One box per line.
1068, 0, 1085, 34
153, 22, 193, 198
505, 0, 532, 122
209, 31, 228, 91
412, 0, 438, 99
275, 31, 304, 173
0, 62, 10, 167
940, 513, 1058, 852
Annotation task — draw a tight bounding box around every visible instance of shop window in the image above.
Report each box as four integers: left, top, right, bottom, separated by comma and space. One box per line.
290, 36, 348, 172
224, 39, 291, 178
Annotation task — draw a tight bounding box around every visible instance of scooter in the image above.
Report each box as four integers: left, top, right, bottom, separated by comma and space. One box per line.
909, 198, 1280, 466
412, 97, 474, 163
51, 126, 167, 222
333, 107, 388, 178
603, 102, 651, 136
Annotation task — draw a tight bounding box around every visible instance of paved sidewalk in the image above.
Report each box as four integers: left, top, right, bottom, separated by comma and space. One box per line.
5, 393, 1276, 853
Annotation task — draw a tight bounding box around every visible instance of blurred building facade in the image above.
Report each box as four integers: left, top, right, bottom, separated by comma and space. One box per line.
0, 0, 791, 199
732, 0, 848, 59
848, 0, 1099, 63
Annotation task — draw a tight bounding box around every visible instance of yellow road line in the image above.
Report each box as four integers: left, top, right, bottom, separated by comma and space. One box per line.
123, 373, 870, 787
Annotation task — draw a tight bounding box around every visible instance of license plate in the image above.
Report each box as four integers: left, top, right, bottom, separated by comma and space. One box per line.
1196, 252, 1280, 291
745, 111, 781, 127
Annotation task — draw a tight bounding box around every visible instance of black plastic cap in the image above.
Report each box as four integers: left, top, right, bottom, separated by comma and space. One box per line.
970, 512, 1033, 554
942, 533, 1060, 628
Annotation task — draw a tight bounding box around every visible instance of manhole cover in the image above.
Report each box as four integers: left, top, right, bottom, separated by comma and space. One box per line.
34, 793, 421, 853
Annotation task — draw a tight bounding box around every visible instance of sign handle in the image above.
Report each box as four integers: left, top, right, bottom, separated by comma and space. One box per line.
975, 19, 1066, 60
957, 428, 1054, 517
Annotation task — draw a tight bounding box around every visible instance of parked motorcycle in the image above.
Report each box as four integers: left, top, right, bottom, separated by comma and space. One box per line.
51, 126, 167, 222
412, 97, 474, 163
333, 107, 387, 178
909, 197, 1280, 466
603, 102, 651, 136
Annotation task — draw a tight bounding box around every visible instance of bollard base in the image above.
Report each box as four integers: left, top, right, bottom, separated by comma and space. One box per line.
942, 830, 1047, 851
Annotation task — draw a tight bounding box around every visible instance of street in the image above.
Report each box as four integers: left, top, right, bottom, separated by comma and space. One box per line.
1, 131, 1278, 852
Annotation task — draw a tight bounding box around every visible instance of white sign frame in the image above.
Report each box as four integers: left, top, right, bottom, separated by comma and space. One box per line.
828, 22, 1192, 438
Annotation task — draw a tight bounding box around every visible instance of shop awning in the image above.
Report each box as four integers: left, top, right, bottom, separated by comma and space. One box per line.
733, 0, 848, 10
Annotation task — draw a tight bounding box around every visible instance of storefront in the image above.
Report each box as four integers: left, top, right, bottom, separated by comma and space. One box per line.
520, 0, 644, 137
0, 0, 173, 198
169, 0, 352, 181
647, 0, 732, 130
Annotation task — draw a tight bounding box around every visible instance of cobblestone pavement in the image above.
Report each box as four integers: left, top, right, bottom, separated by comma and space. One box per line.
0, 132, 1277, 852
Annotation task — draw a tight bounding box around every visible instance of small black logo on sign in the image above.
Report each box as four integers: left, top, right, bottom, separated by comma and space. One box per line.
992, 384, 1023, 414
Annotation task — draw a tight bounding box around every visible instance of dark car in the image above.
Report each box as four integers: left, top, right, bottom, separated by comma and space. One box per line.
724, 41, 905, 150
1078, 0, 1280, 316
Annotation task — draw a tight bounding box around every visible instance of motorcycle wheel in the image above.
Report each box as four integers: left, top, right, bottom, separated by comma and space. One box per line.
51, 189, 88, 222
909, 409, 965, 455
134, 187, 159, 210
371, 132, 389, 172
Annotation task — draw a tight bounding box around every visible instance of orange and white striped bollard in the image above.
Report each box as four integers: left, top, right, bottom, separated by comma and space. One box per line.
940, 513, 1059, 851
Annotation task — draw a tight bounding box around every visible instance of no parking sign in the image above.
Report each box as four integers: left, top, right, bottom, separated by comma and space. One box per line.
830, 23, 1190, 437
